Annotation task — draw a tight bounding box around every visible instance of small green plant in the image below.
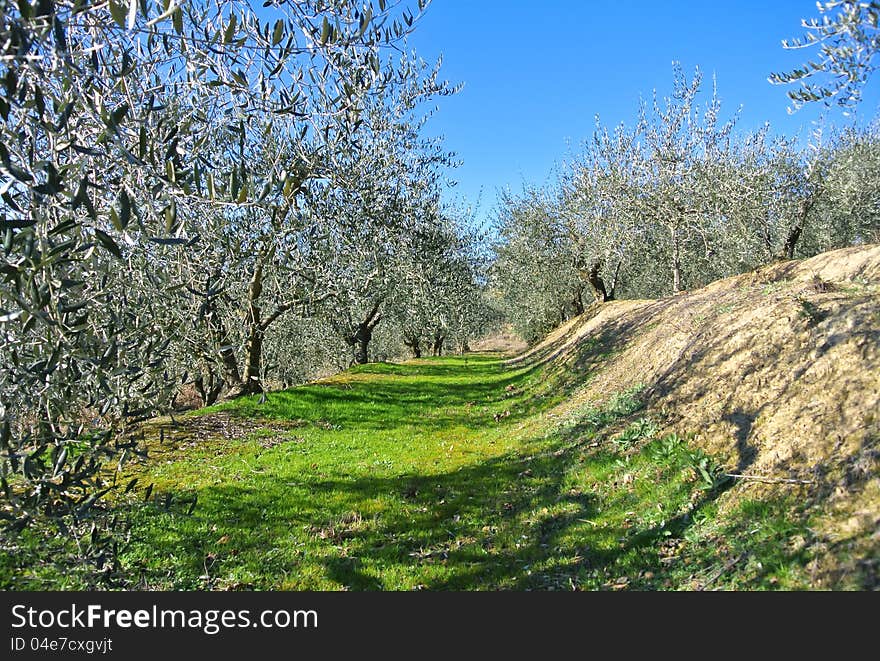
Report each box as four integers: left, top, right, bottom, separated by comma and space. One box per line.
569, 385, 647, 434
613, 454, 633, 470
607, 385, 645, 417
684, 448, 730, 491
760, 281, 787, 296
580, 407, 605, 428
646, 434, 729, 490
795, 296, 826, 325
648, 433, 685, 461
612, 417, 658, 450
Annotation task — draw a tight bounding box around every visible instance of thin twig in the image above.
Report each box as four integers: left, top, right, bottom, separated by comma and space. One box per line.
698, 553, 747, 591
724, 473, 815, 485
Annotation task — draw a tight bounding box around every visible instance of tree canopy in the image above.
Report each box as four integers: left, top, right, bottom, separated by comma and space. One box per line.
770, 1, 880, 111
0, 0, 493, 580
491, 65, 880, 342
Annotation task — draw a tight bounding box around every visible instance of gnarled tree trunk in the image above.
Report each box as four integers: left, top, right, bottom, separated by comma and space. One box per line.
194, 364, 224, 407
432, 332, 445, 356
345, 300, 382, 365
588, 261, 610, 302
781, 198, 815, 260
236, 256, 267, 395
780, 193, 819, 261
572, 286, 585, 315
351, 324, 372, 364
221, 251, 303, 399
670, 226, 682, 294
241, 329, 265, 394
403, 335, 422, 358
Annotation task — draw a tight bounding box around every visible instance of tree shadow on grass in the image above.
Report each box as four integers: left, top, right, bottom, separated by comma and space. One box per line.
221, 355, 553, 433
130, 440, 592, 589
127, 322, 833, 590
130, 426, 739, 591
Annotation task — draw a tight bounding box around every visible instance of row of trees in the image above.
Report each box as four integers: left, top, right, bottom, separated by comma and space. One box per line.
492, 65, 880, 342
0, 0, 492, 579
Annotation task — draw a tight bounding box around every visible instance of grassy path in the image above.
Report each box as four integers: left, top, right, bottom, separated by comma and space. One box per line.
116, 353, 811, 590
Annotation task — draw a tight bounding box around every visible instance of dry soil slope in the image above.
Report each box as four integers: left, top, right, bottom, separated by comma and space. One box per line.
513, 244, 879, 584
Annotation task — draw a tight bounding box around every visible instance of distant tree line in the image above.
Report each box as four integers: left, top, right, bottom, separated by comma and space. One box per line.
491, 65, 880, 343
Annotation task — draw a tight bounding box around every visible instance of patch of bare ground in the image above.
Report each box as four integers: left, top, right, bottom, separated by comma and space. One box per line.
516, 244, 880, 588
122, 412, 307, 464
470, 324, 529, 355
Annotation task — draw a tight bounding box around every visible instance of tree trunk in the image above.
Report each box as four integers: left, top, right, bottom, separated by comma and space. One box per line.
607, 259, 621, 301
404, 336, 422, 358
353, 326, 370, 364
194, 364, 224, 407
241, 329, 264, 394
671, 226, 682, 294
763, 223, 775, 261
782, 225, 802, 260
217, 346, 242, 389
432, 333, 445, 357
572, 287, 585, 315
781, 197, 815, 261
201, 272, 242, 389
210, 241, 302, 400
346, 300, 382, 365
222, 255, 268, 399
239, 256, 266, 393
588, 261, 609, 302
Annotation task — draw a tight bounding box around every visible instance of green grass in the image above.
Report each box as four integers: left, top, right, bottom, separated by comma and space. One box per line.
2, 353, 819, 590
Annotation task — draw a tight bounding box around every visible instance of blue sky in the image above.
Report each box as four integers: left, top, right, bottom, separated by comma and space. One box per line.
402, 1, 880, 227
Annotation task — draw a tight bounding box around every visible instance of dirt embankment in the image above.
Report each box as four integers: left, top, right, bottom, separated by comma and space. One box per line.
514, 245, 880, 585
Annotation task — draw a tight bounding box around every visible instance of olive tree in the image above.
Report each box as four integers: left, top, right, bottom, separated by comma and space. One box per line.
0, 0, 436, 579
309, 56, 456, 365
727, 123, 880, 265
391, 214, 488, 358
557, 117, 651, 301
797, 124, 880, 253
490, 187, 587, 343
632, 66, 745, 293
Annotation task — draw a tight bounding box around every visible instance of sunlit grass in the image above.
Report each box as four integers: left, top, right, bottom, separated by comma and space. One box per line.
106, 354, 814, 590
3, 353, 818, 590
